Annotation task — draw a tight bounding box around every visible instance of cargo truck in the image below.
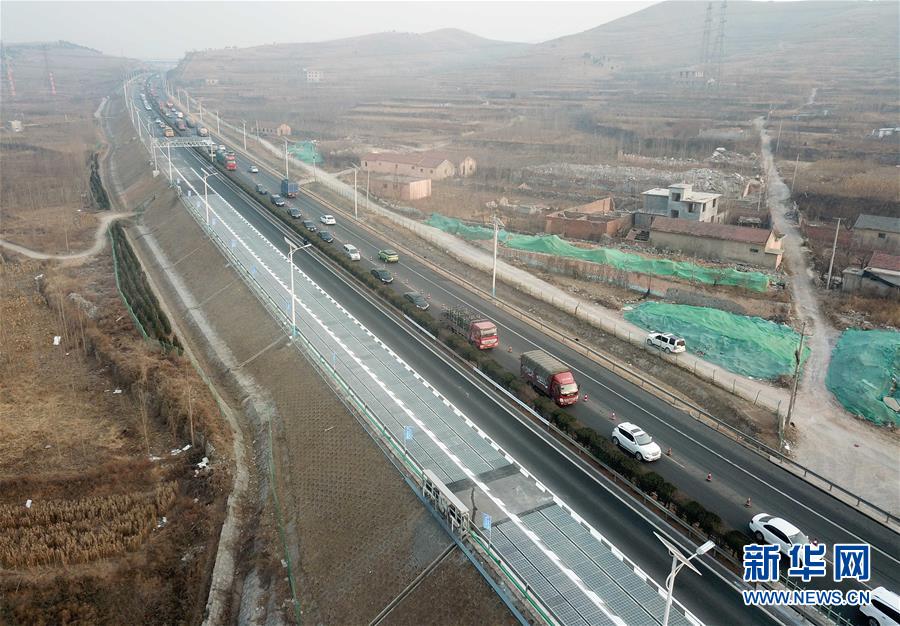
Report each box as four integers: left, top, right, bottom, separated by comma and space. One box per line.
520, 350, 579, 406
197, 127, 209, 137
281, 179, 299, 198
442, 306, 498, 349
176, 120, 186, 131
164, 126, 174, 138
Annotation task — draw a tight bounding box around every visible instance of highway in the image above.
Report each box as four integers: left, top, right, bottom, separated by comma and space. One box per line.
132, 82, 896, 624
224, 131, 900, 593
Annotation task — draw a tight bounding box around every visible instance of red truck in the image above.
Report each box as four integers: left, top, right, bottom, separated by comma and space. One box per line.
443, 306, 498, 349
520, 350, 579, 406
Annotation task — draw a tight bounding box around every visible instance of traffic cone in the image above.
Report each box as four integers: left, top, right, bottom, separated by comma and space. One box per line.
706, 472, 712, 482
744, 497, 752, 508
583, 394, 589, 402
507, 346, 512, 353
666, 447, 672, 457
610, 412, 616, 421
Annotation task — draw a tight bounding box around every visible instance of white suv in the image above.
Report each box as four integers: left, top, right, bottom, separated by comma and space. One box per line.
748, 513, 810, 561
647, 332, 686, 353
343, 244, 360, 261
861, 586, 900, 626
611, 422, 661, 462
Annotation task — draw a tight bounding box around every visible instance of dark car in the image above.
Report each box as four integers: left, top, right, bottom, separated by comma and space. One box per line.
288, 207, 302, 219
403, 291, 429, 310
271, 194, 285, 207
256, 184, 268, 195
318, 230, 334, 243
371, 268, 393, 284
302, 219, 318, 232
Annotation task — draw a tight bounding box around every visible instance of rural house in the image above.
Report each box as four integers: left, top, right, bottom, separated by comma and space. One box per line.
842, 251, 900, 296
640, 183, 722, 224
372, 175, 432, 201
852, 214, 900, 254
649, 217, 783, 269
361, 151, 476, 181
544, 197, 632, 241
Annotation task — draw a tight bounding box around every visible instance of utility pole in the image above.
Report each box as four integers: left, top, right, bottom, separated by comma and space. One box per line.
491, 214, 503, 298
826, 217, 842, 289
774, 119, 783, 157
284, 139, 289, 179
242, 120, 247, 150
215, 110, 220, 134
790, 153, 800, 195
353, 167, 358, 219
781, 321, 806, 451
166, 142, 172, 182
366, 169, 370, 209
199, 99, 203, 121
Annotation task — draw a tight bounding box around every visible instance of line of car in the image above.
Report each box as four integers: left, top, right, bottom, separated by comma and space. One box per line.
187, 114, 897, 626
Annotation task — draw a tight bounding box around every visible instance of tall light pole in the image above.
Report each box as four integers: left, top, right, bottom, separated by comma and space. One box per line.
655, 533, 714, 626
353, 166, 359, 219
365, 169, 370, 210
166, 142, 172, 182
242, 120, 247, 150
283, 139, 289, 180
284, 237, 299, 338
215, 110, 220, 134
826, 217, 842, 290
491, 214, 504, 298
202, 170, 219, 225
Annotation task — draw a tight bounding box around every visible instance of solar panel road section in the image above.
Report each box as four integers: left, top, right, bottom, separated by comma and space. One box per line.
164, 147, 700, 626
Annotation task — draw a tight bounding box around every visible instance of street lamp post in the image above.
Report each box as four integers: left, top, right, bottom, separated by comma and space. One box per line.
284, 237, 299, 338
353, 166, 359, 219
655, 533, 715, 626
242, 120, 247, 151
491, 214, 504, 298
284, 139, 289, 180
202, 170, 219, 225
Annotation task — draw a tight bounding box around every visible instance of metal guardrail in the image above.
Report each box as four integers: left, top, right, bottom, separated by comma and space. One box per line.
287, 183, 899, 530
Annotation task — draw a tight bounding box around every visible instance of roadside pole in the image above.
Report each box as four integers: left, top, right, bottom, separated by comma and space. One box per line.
826, 218, 842, 290
353, 167, 358, 219
242, 120, 247, 151
782, 320, 806, 451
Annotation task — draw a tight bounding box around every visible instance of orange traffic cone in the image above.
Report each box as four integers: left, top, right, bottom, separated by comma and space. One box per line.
583, 394, 589, 402
666, 447, 672, 457
744, 497, 752, 508
507, 346, 512, 353
610, 412, 616, 421
706, 472, 712, 482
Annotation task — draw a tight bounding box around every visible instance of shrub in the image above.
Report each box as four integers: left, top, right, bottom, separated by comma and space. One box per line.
724, 530, 750, 555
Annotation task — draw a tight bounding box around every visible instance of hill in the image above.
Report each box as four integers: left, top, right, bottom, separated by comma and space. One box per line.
463, 1, 898, 91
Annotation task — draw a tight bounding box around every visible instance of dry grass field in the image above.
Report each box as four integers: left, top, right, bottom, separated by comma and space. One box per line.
0, 42, 130, 254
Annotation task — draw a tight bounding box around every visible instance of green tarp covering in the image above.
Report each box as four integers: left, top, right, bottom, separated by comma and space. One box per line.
425, 213, 770, 292
826, 329, 900, 426
624, 302, 809, 380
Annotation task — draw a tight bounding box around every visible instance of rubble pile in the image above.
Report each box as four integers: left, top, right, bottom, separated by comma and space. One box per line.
522, 161, 751, 196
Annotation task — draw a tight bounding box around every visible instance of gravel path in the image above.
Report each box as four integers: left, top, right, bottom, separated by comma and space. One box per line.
757, 117, 899, 513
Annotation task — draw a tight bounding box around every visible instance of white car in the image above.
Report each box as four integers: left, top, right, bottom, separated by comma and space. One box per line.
611, 422, 661, 462
343, 244, 360, 261
748, 513, 810, 561
320, 214, 336, 225
860, 587, 900, 626
647, 332, 686, 354
249, 165, 259, 173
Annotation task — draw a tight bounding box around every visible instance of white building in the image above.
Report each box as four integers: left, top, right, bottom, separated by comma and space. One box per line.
641, 183, 722, 223
304, 69, 323, 83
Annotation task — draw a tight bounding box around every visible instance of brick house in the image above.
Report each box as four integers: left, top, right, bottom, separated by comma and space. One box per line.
361, 151, 476, 180
649, 217, 783, 268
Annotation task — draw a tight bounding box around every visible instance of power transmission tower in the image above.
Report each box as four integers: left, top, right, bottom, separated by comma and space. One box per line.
712, 0, 727, 86
42, 44, 56, 96
700, 3, 713, 69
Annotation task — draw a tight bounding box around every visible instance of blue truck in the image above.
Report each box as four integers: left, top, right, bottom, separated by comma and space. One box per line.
281, 179, 299, 198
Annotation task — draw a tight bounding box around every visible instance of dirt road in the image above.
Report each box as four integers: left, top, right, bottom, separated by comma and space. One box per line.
757, 117, 898, 513
0, 211, 133, 261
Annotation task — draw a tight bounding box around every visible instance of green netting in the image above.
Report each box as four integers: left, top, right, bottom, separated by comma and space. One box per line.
624, 302, 809, 380
826, 329, 900, 426
287, 140, 323, 164
426, 213, 769, 292
426, 213, 510, 241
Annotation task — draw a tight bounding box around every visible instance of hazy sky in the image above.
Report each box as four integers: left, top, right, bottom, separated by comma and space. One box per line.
1, 1, 655, 59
